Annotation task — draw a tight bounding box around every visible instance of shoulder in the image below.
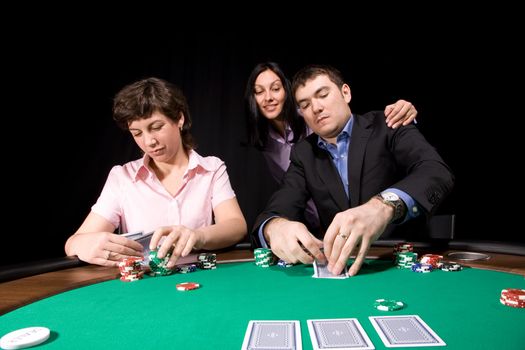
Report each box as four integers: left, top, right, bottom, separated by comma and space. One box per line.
289, 133, 321, 163
354, 111, 388, 129
190, 150, 225, 172
106, 158, 144, 181
109, 158, 140, 175
294, 133, 317, 152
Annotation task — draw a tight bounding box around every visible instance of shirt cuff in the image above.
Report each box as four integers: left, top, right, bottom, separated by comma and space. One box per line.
257, 216, 279, 248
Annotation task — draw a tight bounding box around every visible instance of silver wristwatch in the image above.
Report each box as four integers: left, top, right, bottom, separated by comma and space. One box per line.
376, 192, 407, 223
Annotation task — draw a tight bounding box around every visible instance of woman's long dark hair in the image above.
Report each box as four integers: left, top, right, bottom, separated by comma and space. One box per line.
244, 62, 307, 151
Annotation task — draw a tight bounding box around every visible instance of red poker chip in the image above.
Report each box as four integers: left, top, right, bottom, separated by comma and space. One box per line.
176, 282, 200, 291
120, 276, 143, 282
501, 288, 525, 299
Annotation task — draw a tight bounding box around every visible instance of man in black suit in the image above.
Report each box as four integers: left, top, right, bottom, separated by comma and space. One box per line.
252, 65, 454, 276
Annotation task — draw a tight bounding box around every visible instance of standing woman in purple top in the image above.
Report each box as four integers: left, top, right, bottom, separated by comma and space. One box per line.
244, 62, 418, 230
65, 77, 247, 268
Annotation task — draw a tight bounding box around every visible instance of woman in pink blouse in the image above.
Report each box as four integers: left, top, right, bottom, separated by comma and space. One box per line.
244, 62, 418, 231
65, 78, 247, 267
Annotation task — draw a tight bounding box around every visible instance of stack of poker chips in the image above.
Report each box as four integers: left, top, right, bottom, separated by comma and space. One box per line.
393, 242, 414, 261
419, 254, 443, 269
500, 288, 525, 308
197, 253, 217, 269
395, 252, 418, 269
439, 261, 463, 272
118, 257, 144, 282
148, 249, 174, 276
277, 259, 294, 268
177, 263, 198, 273
254, 248, 275, 267
411, 262, 433, 273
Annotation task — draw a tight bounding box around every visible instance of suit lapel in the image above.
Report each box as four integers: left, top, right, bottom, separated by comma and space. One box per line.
348, 114, 373, 207
313, 145, 349, 211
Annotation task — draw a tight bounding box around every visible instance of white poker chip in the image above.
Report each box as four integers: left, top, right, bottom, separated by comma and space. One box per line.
0, 327, 50, 349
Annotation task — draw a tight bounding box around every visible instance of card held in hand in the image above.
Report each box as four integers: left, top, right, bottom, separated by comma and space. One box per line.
369, 315, 446, 347
313, 260, 349, 279
122, 231, 153, 263
241, 320, 302, 350
307, 318, 375, 350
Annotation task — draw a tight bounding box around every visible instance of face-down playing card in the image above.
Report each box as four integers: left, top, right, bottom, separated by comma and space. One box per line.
313, 260, 349, 279
369, 315, 446, 347
241, 320, 302, 350
307, 318, 375, 349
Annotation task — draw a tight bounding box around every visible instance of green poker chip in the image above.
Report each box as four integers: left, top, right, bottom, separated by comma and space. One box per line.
374, 299, 405, 311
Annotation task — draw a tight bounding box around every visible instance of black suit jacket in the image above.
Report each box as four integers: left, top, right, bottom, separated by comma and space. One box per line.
252, 111, 455, 247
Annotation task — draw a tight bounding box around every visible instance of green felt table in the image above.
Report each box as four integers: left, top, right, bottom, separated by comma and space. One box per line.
1, 260, 524, 349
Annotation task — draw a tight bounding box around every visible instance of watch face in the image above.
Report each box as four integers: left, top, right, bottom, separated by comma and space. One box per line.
382, 192, 400, 201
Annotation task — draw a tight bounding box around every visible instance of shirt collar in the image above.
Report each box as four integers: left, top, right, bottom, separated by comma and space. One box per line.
317, 115, 353, 148
268, 124, 294, 144
133, 149, 216, 181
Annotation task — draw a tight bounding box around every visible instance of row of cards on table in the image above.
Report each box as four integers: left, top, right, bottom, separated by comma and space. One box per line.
242, 315, 446, 349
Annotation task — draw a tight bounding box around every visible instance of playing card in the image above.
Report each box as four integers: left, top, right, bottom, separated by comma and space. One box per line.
313, 260, 348, 279
307, 318, 375, 350
369, 315, 446, 347
241, 320, 302, 350
123, 231, 154, 263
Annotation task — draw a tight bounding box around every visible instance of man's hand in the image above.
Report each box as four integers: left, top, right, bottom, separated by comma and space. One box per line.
264, 218, 324, 264
323, 198, 394, 276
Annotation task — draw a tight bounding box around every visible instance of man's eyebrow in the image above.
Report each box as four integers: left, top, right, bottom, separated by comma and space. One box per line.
297, 86, 328, 104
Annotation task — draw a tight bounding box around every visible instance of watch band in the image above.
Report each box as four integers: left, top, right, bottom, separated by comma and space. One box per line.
376, 193, 407, 223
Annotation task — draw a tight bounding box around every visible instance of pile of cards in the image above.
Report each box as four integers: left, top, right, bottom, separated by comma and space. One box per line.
241, 315, 446, 349
312, 260, 348, 279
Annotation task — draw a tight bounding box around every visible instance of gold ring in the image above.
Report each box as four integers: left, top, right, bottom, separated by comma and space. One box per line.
105, 250, 111, 260
338, 233, 348, 240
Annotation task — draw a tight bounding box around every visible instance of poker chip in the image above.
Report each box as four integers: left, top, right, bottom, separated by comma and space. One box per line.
500, 288, 525, 308
392, 243, 414, 263
0, 327, 50, 349
197, 253, 217, 269
118, 257, 144, 282
254, 248, 275, 267
411, 263, 433, 273
176, 282, 200, 291
277, 259, 294, 268
395, 252, 418, 269
440, 261, 463, 272
374, 299, 405, 311
178, 264, 198, 273
148, 249, 174, 276
420, 254, 443, 268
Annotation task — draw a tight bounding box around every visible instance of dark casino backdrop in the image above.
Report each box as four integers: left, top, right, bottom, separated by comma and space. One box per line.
2, 28, 522, 267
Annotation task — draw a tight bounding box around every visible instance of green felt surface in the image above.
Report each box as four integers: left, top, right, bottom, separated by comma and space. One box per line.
1, 261, 524, 349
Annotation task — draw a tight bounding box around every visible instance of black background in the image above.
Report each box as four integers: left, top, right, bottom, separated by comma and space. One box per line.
3, 19, 523, 266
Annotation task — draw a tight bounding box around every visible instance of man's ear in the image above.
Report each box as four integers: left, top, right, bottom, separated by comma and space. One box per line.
342, 84, 351, 103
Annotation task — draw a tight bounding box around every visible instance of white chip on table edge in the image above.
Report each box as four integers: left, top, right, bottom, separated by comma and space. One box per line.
0, 327, 50, 349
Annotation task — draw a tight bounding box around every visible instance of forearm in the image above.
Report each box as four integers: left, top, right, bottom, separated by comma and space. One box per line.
198, 218, 247, 250
64, 232, 98, 256
64, 234, 78, 256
